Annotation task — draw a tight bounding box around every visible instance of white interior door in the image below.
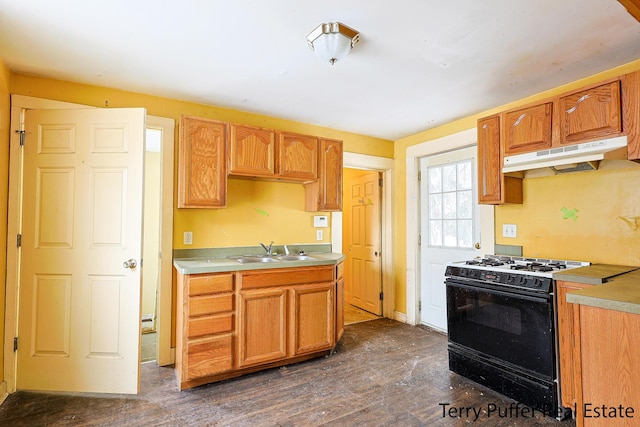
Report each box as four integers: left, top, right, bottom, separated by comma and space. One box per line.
17, 108, 146, 393
419, 146, 482, 330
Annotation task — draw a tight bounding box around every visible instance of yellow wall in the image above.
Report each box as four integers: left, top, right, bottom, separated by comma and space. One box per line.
10, 73, 394, 250
0, 59, 10, 387
495, 164, 640, 265
393, 58, 640, 314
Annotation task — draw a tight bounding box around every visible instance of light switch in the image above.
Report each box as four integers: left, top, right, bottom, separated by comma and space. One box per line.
184, 231, 193, 245
316, 230, 323, 240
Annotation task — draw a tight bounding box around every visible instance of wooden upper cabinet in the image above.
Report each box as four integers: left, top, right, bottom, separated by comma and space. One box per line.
557, 80, 622, 145
622, 71, 640, 160
477, 115, 502, 204
277, 132, 318, 180
477, 115, 523, 205
178, 116, 227, 208
503, 102, 553, 155
229, 124, 276, 177
306, 138, 343, 211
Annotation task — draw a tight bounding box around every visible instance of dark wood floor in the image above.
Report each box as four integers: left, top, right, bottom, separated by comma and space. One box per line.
0, 319, 575, 426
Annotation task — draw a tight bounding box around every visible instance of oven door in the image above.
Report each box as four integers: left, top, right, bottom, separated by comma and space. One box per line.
446, 278, 555, 380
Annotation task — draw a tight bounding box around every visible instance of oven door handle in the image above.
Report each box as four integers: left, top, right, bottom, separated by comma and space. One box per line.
445, 280, 550, 303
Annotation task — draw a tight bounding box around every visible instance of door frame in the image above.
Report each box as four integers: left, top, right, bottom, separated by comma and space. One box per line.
334, 152, 395, 320
3, 95, 174, 393
405, 128, 495, 326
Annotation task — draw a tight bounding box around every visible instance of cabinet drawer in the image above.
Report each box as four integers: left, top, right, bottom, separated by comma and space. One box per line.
188, 314, 234, 338
240, 265, 334, 289
186, 335, 233, 379
189, 294, 234, 316
188, 273, 234, 296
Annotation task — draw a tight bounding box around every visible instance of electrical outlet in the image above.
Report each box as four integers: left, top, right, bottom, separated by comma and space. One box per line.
316, 230, 323, 241
184, 231, 193, 245
502, 224, 517, 238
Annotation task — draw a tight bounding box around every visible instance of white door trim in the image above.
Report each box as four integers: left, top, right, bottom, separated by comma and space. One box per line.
339, 152, 395, 319
405, 128, 495, 326
145, 116, 175, 367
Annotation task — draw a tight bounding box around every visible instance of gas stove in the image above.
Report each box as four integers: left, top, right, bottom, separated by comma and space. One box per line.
445, 255, 590, 294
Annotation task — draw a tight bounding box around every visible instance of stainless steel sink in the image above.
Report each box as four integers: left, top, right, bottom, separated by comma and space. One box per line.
229, 255, 279, 264
276, 255, 315, 261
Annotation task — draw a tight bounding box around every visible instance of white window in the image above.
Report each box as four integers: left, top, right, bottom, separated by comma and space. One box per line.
427, 159, 474, 249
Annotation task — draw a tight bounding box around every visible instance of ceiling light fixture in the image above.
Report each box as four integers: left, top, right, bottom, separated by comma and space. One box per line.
306, 22, 360, 65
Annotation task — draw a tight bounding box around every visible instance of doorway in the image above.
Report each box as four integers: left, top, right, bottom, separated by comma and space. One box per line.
418, 146, 482, 331
343, 168, 383, 317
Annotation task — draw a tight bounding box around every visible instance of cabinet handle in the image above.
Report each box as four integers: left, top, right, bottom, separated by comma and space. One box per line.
566, 94, 590, 114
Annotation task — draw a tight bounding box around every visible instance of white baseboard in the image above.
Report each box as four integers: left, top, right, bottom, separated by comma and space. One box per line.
0, 381, 8, 406
394, 311, 407, 323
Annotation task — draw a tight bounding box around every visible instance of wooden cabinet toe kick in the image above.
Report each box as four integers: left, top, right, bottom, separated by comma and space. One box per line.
177, 349, 333, 391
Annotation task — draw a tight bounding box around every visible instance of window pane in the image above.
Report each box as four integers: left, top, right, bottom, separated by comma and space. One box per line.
444, 220, 457, 247
443, 192, 456, 219
442, 164, 457, 191
429, 220, 442, 246
429, 194, 442, 219
458, 161, 472, 190
428, 167, 441, 193
458, 220, 473, 248
457, 190, 472, 219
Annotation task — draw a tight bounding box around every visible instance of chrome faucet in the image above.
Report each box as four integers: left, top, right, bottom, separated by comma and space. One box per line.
260, 241, 274, 256
284, 245, 290, 255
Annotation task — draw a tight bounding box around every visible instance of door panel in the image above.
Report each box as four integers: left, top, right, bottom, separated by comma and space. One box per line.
17, 108, 145, 394
346, 171, 382, 315
419, 146, 482, 331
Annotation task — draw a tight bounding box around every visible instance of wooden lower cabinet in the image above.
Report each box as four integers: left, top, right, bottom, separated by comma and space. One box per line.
175, 272, 235, 390
557, 280, 592, 409
291, 282, 334, 355
576, 305, 640, 427
176, 264, 343, 390
238, 288, 288, 367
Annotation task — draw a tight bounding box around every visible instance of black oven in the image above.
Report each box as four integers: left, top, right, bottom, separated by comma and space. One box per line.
444, 262, 569, 418
447, 279, 555, 379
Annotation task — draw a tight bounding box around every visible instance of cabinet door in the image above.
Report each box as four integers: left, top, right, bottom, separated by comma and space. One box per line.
178, 116, 227, 208
306, 139, 343, 211
558, 80, 622, 145
622, 71, 640, 160
503, 102, 552, 155
238, 288, 287, 366
557, 280, 592, 409
229, 124, 275, 177
335, 277, 345, 342
477, 115, 502, 204
290, 282, 334, 355
277, 132, 318, 180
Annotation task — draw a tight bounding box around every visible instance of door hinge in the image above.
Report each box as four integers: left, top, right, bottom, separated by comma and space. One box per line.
418, 234, 421, 246
13, 337, 18, 352
417, 171, 421, 182
17, 233, 22, 248
419, 301, 422, 311
379, 178, 383, 187
16, 129, 25, 146
379, 292, 384, 300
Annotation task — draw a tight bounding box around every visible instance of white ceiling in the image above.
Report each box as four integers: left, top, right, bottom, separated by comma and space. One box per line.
1, 1, 640, 141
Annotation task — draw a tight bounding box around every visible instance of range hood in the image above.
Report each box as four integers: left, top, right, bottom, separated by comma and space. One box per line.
502, 135, 628, 173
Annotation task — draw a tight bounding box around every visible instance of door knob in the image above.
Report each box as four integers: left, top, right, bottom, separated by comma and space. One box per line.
123, 259, 137, 269
475, 242, 481, 249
